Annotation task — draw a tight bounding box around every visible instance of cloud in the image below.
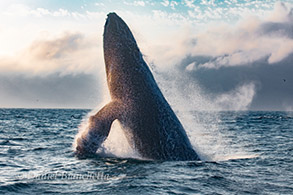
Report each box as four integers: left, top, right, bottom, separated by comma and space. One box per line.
169, 1, 178, 10
127, 2, 292, 73
3, 4, 71, 18
2, 3, 106, 21
183, 0, 275, 23
0, 74, 100, 108
160, 0, 178, 10
5, 2, 290, 74
184, 0, 195, 9
123, 1, 146, 7
180, 52, 293, 111
1, 1, 293, 110
161, 0, 169, 7
151, 2, 293, 111
134, 1, 146, 7
200, 0, 216, 6
0, 32, 102, 76
266, 1, 293, 23
179, 2, 293, 70
94, 3, 105, 7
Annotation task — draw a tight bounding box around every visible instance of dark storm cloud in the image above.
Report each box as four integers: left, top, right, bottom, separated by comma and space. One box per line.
0, 74, 101, 108
172, 2, 293, 111
258, 21, 293, 38
257, 2, 293, 39
177, 52, 293, 111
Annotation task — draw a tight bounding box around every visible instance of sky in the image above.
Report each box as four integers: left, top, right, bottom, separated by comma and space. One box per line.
0, 0, 292, 110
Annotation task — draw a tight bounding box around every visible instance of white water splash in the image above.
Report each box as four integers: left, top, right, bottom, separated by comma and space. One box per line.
101, 120, 141, 159
73, 78, 141, 159
73, 110, 140, 159
74, 64, 257, 162
154, 70, 257, 162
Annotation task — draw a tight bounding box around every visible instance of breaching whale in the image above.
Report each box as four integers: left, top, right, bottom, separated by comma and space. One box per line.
75, 13, 200, 161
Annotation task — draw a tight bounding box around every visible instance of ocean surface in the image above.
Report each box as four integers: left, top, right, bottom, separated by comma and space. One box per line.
0, 108, 292, 194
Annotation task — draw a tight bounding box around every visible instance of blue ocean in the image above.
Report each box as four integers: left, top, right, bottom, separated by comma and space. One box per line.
0, 108, 292, 194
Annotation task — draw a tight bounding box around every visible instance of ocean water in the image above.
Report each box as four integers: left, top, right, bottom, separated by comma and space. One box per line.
0, 108, 292, 194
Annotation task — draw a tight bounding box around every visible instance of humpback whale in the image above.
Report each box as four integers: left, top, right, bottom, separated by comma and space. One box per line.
75, 13, 200, 161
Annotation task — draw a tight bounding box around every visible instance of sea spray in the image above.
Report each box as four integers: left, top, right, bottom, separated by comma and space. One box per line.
73, 78, 140, 159
153, 68, 255, 161
74, 66, 256, 161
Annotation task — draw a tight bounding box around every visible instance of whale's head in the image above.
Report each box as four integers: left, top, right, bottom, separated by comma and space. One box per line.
103, 13, 152, 100
103, 13, 141, 73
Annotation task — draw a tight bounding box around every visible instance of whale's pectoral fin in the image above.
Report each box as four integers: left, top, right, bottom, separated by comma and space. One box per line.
75, 101, 123, 156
